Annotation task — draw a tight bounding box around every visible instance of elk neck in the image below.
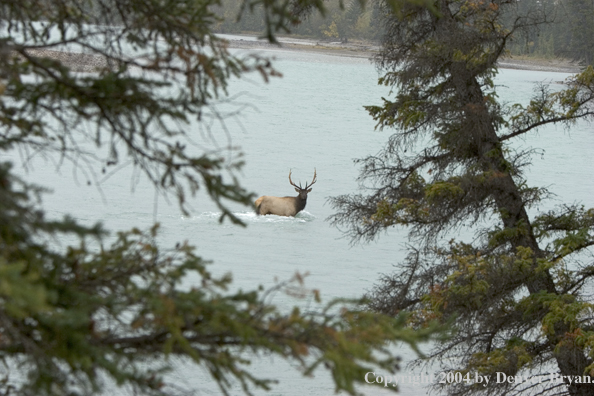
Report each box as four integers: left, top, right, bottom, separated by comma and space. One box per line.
295, 193, 307, 212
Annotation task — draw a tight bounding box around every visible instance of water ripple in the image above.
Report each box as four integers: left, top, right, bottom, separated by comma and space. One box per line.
182, 211, 316, 224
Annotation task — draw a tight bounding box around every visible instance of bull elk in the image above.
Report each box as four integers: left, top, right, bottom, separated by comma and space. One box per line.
255, 169, 317, 216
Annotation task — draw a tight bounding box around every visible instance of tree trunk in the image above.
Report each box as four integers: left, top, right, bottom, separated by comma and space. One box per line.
451, 59, 592, 396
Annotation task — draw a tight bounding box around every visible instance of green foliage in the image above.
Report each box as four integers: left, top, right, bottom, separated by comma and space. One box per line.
323, 20, 340, 38
0, 162, 442, 395
0, 0, 444, 395
0, 162, 444, 395
330, 1, 594, 396
468, 341, 533, 377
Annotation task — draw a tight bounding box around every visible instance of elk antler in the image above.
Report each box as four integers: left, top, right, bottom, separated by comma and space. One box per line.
304, 168, 317, 189
289, 169, 317, 190
288, 170, 302, 189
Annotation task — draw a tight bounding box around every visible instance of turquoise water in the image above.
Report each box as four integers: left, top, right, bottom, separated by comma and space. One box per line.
6, 47, 594, 396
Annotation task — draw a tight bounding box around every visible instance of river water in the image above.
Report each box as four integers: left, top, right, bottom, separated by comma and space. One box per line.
4, 45, 594, 396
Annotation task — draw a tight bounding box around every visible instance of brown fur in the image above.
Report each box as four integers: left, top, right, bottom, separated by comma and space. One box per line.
255, 193, 308, 217
255, 169, 316, 217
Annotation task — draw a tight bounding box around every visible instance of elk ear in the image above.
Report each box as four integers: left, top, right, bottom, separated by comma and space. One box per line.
295, 188, 300, 193
307, 188, 312, 193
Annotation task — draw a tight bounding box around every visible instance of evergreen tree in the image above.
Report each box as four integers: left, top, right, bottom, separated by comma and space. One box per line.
562, 0, 594, 65
330, 1, 594, 396
0, 0, 442, 395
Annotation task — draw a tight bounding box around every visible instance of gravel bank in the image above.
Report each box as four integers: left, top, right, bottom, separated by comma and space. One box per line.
24, 38, 584, 75
25, 49, 109, 72
226, 35, 583, 74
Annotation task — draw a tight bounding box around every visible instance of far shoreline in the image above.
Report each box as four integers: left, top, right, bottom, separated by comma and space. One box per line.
26, 34, 584, 75
223, 34, 583, 74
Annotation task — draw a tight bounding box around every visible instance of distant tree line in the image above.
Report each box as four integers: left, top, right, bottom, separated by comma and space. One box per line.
214, 0, 594, 65
213, 0, 384, 41
503, 0, 594, 65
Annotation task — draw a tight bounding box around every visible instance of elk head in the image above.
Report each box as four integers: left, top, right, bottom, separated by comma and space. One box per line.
289, 168, 317, 201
